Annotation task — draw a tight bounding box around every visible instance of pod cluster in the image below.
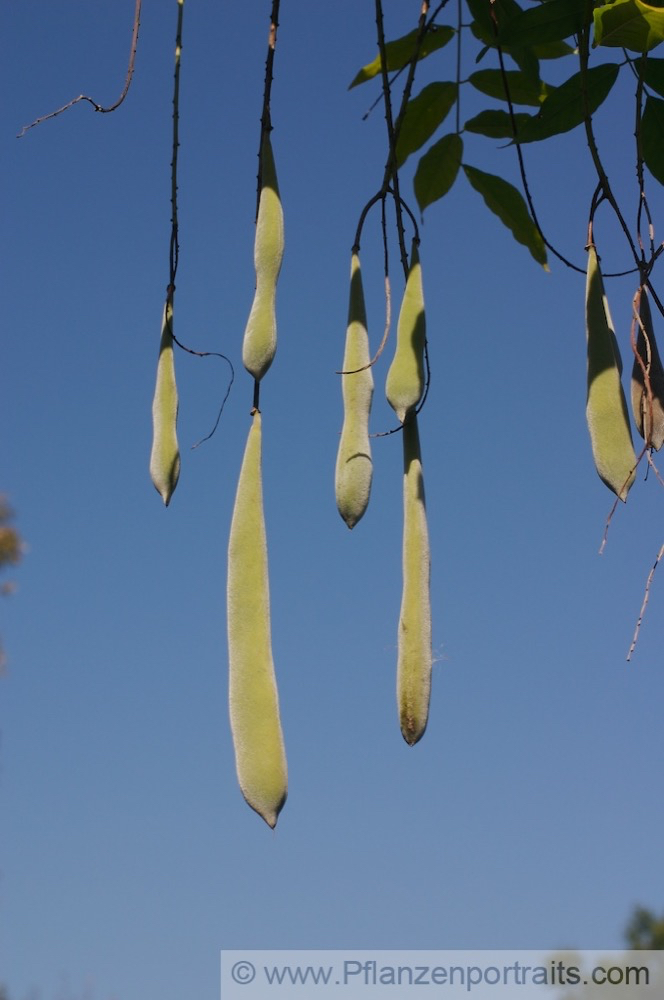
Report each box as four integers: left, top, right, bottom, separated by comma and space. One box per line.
335, 239, 433, 745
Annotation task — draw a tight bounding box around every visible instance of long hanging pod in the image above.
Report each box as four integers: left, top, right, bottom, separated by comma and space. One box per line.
585, 244, 637, 501
149, 295, 180, 504
397, 413, 432, 745
227, 411, 287, 828
631, 286, 664, 451
335, 252, 374, 528
149, 0, 185, 504
228, 1, 287, 827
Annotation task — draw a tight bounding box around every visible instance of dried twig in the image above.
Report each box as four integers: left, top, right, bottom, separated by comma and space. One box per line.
18, 0, 142, 138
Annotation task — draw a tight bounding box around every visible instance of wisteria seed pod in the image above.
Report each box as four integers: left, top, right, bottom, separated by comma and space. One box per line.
386, 239, 426, 423
242, 134, 284, 381
227, 410, 287, 827
335, 252, 374, 528
397, 413, 432, 746
631, 286, 664, 451
149, 298, 181, 506
585, 245, 636, 501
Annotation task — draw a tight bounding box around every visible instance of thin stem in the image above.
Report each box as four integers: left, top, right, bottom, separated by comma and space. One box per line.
578, 16, 639, 266
18, 0, 142, 137
255, 0, 280, 221
489, 5, 585, 274
169, 0, 185, 290
627, 541, 664, 660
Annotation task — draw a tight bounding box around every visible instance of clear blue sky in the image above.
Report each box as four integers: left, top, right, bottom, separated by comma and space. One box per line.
3, 3, 664, 999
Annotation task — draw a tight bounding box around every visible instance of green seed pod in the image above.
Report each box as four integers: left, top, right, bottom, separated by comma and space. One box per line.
149, 298, 180, 506
397, 413, 432, 746
335, 253, 374, 529
585, 245, 637, 502
631, 287, 664, 451
386, 239, 426, 423
242, 133, 284, 381
227, 410, 287, 827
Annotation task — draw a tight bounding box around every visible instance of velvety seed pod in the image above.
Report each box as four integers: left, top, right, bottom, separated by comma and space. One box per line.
335, 252, 374, 528
397, 413, 432, 746
631, 287, 664, 451
242, 134, 284, 381
227, 410, 287, 828
585, 245, 637, 501
386, 240, 426, 423
149, 298, 180, 506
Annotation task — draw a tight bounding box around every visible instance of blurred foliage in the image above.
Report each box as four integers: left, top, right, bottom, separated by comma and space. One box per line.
625, 905, 664, 949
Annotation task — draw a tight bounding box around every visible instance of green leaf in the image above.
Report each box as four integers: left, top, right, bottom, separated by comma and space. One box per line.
414, 133, 463, 212
499, 0, 588, 48
466, 0, 524, 42
469, 68, 552, 106
396, 83, 458, 166
515, 63, 620, 142
642, 95, 664, 183
464, 109, 532, 138
644, 56, 664, 95
594, 0, 664, 52
349, 25, 455, 88
467, 0, 576, 58
462, 164, 548, 267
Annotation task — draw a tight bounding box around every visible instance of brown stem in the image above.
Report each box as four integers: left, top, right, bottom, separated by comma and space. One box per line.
18, 0, 142, 137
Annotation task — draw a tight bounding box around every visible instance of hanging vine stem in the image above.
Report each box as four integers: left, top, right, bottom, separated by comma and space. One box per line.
166, 0, 234, 444
578, 21, 640, 270
634, 56, 657, 265
489, 6, 585, 274
376, 0, 430, 276
18, 0, 142, 138
251, 0, 281, 414
374, 0, 432, 417
169, 0, 185, 291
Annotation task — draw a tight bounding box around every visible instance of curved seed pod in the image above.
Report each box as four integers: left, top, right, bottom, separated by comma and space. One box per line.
335, 253, 374, 529
227, 410, 287, 827
386, 239, 426, 423
242, 133, 284, 381
397, 414, 432, 746
585, 245, 636, 501
631, 287, 664, 451
149, 298, 180, 506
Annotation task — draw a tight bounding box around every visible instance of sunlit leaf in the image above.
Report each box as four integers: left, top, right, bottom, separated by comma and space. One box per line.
349, 25, 455, 88
469, 68, 552, 106
594, 0, 664, 52
396, 83, 458, 166
642, 95, 664, 183
462, 164, 548, 267
499, 0, 587, 48
414, 133, 463, 212
464, 109, 532, 138
515, 63, 619, 142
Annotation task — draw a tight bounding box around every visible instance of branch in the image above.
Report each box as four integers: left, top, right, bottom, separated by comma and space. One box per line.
17, 0, 142, 138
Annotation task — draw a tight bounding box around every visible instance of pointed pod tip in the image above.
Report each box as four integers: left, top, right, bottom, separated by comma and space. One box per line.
401, 722, 427, 747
